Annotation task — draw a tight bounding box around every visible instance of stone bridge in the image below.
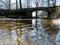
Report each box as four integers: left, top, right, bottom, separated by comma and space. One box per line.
0, 6, 57, 19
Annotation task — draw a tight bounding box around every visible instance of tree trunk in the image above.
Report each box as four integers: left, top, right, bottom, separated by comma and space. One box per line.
9, 0, 11, 9
52, 0, 56, 6
36, 0, 38, 39
19, 0, 22, 9
16, 0, 18, 9
27, 0, 30, 8
0, 0, 2, 8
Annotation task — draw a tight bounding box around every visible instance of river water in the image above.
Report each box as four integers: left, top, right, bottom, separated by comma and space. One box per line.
0, 18, 60, 45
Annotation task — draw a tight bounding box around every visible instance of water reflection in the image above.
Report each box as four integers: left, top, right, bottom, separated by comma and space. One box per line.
52, 18, 60, 45
0, 19, 59, 45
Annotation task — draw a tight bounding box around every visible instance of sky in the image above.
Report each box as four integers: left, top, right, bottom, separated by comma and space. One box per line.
11, 0, 16, 3
11, 0, 60, 5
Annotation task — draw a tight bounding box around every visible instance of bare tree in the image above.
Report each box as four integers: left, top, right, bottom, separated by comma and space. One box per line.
16, 0, 18, 9
0, 0, 11, 9
9, 0, 11, 9
19, 0, 22, 9
0, 0, 17, 9
0, 0, 2, 8
27, 0, 30, 8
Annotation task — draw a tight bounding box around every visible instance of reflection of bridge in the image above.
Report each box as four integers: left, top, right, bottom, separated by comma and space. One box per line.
0, 6, 57, 19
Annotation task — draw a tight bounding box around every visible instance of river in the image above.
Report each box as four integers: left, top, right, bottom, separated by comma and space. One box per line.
0, 18, 60, 45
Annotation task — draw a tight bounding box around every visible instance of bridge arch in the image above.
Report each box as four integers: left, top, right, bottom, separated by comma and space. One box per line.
32, 10, 48, 19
